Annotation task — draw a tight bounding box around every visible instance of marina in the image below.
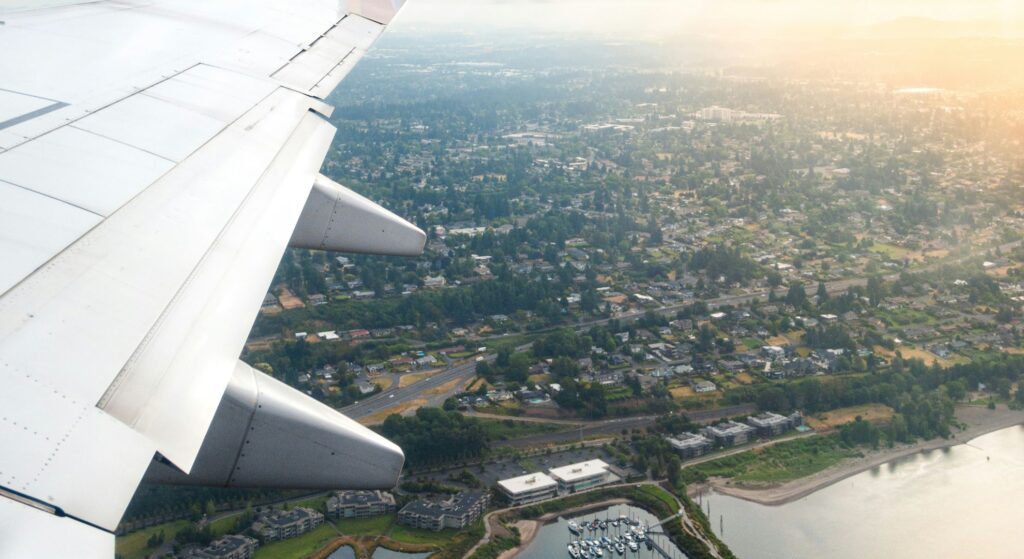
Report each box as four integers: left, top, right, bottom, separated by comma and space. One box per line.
518, 504, 690, 559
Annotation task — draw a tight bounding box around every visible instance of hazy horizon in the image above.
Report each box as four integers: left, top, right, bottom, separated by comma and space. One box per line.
395, 0, 1024, 40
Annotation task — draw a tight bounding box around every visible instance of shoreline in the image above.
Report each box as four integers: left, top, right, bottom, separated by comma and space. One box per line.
690, 405, 1024, 506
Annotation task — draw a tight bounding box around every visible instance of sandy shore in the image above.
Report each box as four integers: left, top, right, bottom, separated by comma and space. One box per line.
690, 405, 1024, 506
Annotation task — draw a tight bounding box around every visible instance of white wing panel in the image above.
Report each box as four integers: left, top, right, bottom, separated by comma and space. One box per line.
332, 14, 386, 51
211, 31, 304, 77
142, 64, 278, 123
0, 356, 155, 529
0, 181, 100, 295
0, 497, 112, 559
0, 126, 174, 215
72, 93, 226, 163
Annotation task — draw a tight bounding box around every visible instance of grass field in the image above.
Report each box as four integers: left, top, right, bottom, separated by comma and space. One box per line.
387, 524, 461, 546
253, 524, 339, 559
116, 520, 190, 559
742, 337, 765, 350
336, 514, 395, 536
373, 376, 394, 391
681, 435, 860, 484
734, 372, 756, 385
805, 404, 894, 431
870, 242, 914, 261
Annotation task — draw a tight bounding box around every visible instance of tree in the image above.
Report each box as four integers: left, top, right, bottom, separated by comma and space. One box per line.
786, 282, 808, 308
816, 281, 829, 303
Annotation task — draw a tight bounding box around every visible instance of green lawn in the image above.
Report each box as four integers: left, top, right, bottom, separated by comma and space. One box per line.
387, 523, 462, 546
336, 514, 395, 536
681, 435, 860, 484
252, 524, 339, 559
742, 337, 765, 350
870, 242, 912, 260
115, 520, 190, 559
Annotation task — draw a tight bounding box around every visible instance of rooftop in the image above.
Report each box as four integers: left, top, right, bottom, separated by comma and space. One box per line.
706, 420, 755, 437
548, 459, 610, 483
497, 472, 558, 495
747, 412, 790, 428
400, 491, 488, 519
667, 432, 711, 450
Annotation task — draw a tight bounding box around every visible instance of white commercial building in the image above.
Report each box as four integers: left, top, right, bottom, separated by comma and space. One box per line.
548, 459, 617, 493
497, 472, 558, 505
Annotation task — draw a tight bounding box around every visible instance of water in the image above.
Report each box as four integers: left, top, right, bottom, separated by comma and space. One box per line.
518, 503, 689, 559
326, 547, 431, 559
701, 425, 1024, 559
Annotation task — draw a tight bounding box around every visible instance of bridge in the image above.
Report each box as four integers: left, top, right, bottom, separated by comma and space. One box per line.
643, 511, 689, 558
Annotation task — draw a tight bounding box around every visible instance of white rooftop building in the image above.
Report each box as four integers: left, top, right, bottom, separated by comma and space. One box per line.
497, 472, 558, 506
548, 459, 617, 493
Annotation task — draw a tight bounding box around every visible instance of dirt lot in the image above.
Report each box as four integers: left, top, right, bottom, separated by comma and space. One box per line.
425, 376, 468, 397
805, 403, 894, 431
398, 370, 441, 388
357, 399, 428, 425
671, 386, 696, 398
277, 287, 305, 310
874, 345, 967, 368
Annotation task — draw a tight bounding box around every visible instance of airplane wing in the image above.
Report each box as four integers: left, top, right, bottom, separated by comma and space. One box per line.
0, 1, 423, 556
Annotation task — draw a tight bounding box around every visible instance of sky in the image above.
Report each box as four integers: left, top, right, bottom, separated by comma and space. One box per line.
394, 0, 1024, 40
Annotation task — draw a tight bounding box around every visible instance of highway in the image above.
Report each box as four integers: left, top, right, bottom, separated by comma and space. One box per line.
341, 359, 482, 420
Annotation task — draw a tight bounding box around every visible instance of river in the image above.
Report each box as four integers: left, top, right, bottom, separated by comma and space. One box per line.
700, 425, 1024, 559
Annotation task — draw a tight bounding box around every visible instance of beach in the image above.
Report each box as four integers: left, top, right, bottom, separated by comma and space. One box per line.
690, 405, 1024, 506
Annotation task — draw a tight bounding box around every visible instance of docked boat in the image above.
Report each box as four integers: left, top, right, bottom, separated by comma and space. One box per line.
568, 521, 581, 535
645, 537, 654, 551
627, 540, 639, 552
568, 544, 580, 559
614, 542, 625, 555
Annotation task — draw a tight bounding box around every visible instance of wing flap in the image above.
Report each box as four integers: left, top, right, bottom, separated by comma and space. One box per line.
273, 14, 383, 95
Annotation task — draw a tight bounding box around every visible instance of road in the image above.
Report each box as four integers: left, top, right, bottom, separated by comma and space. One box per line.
341, 359, 481, 420
493, 403, 757, 449
342, 343, 533, 421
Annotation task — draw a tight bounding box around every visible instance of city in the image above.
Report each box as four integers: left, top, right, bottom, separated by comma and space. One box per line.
115, 11, 1024, 559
